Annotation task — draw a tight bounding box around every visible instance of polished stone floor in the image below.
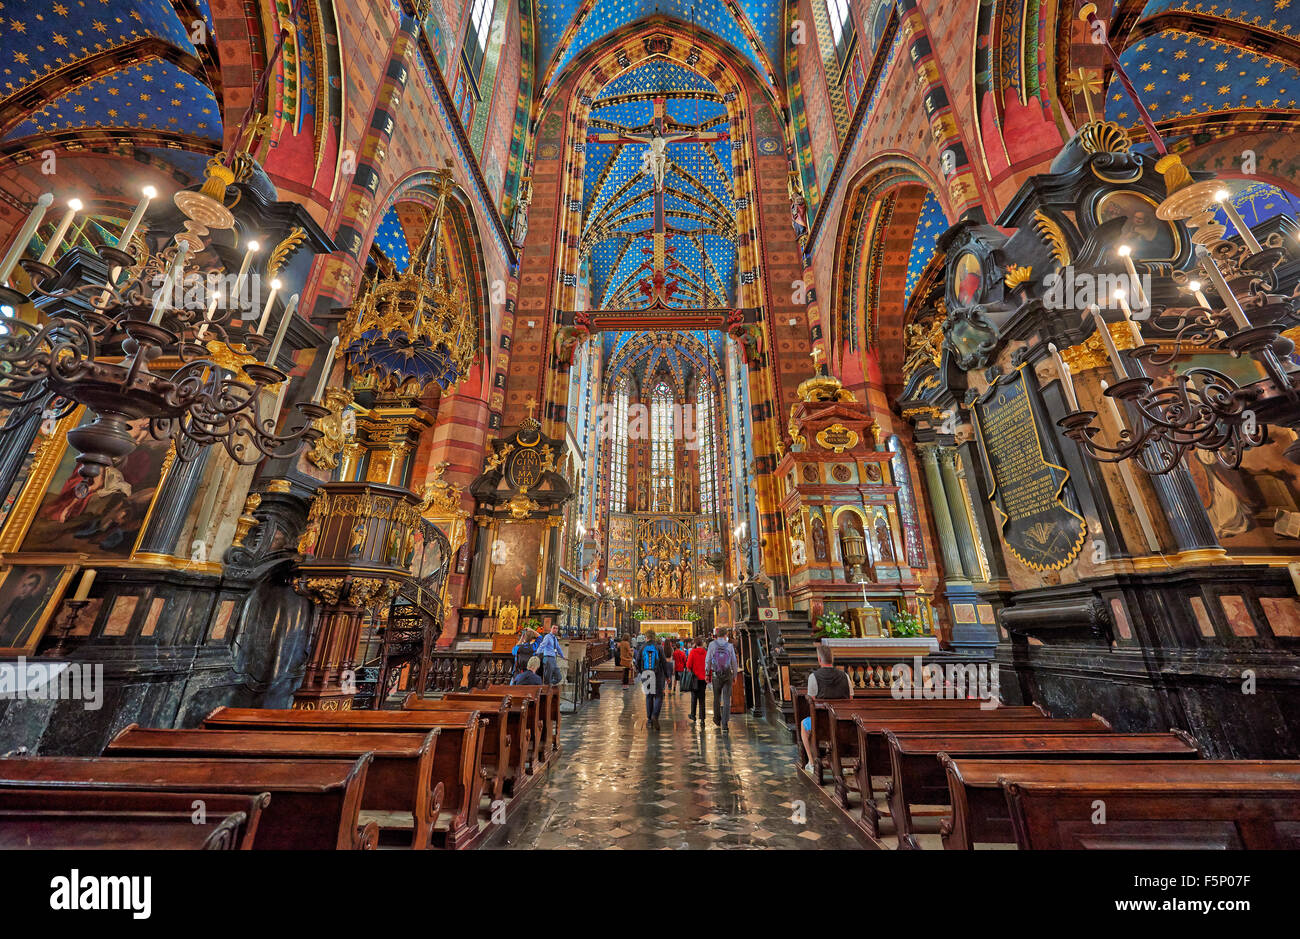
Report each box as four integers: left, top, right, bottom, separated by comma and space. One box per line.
493, 681, 867, 849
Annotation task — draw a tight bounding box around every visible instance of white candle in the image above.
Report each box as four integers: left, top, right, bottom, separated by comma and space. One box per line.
118, 186, 157, 248
1116, 245, 1149, 310
72, 568, 97, 602
312, 337, 340, 403
256, 278, 281, 334
1047, 343, 1079, 411
231, 240, 260, 305
38, 198, 82, 265
1098, 379, 1129, 435
1215, 188, 1262, 254
1089, 305, 1128, 376
1113, 290, 1145, 346
149, 241, 190, 324
1197, 247, 1251, 329
266, 292, 298, 362
1187, 279, 1210, 309
0, 192, 54, 283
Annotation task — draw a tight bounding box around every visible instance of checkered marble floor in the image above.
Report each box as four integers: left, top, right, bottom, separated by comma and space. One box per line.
491, 683, 866, 849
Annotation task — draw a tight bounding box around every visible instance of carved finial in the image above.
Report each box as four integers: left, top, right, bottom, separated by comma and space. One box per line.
524, 395, 539, 421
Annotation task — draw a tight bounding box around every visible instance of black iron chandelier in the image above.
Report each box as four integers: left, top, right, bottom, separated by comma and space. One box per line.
0, 161, 328, 491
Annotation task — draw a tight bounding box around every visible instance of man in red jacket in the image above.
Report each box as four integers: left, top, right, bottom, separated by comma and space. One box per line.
672, 642, 687, 695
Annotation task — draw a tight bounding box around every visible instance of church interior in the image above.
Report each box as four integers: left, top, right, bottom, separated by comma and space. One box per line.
0, 0, 1298, 863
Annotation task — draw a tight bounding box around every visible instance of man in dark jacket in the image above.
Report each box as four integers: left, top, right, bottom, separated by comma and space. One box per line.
800, 642, 853, 773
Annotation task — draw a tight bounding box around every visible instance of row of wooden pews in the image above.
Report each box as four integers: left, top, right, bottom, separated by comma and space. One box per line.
0, 684, 563, 850
794, 688, 1300, 849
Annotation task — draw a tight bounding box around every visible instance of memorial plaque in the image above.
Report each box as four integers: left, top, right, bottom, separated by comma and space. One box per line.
975, 368, 1086, 571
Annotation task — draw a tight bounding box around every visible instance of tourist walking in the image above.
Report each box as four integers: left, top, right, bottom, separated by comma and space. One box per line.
618, 634, 633, 685
637, 631, 670, 730
684, 637, 707, 722
705, 628, 738, 734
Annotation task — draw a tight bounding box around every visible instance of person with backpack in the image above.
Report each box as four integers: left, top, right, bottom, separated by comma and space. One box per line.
511, 629, 537, 673
705, 628, 739, 734
683, 637, 707, 722
510, 655, 544, 686
637, 631, 670, 730
800, 642, 853, 773
672, 641, 687, 695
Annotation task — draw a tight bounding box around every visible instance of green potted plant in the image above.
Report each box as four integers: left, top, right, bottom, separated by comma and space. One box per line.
631, 609, 648, 622
520, 617, 542, 633
685, 610, 701, 622
815, 610, 850, 639
887, 610, 923, 638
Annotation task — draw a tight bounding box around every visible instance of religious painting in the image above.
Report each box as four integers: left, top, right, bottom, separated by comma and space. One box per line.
0, 563, 76, 655
953, 251, 982, 306
12, 414, 171, 559
1184, 436, 1300, 552
486, 520, 544, 607
1094, 191, 1178, 262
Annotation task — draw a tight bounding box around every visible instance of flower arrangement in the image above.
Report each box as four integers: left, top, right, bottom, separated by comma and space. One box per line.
632, 609, 648, 621
815, 610, 850, 639
685, 610, 701, 622
520, 617, 542, 633
888, 611, 923, 637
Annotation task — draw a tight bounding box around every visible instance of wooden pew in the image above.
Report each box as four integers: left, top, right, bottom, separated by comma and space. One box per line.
883, 731, 1200, 849
1003, 765, 1300, 850
485, 684, 560, 758
442, 691, 536, 788
842, 711, 1107, 835
0, 756, 375, 849
943, 758, 1300, 850
0, 789, 269, 850
202, 707, 486, 849
106, 725, 443, 850
819, 701, 1051, 789
400, 694, 514, 804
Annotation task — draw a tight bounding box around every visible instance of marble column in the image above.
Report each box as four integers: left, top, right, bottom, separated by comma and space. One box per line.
938, 447, 986, 583
917, 444, 969, 582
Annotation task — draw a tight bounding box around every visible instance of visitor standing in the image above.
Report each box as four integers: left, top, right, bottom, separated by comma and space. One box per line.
618, 634, 633, 685
534, 625, 566, 686
684, 637, 707, 722
705, 628, 738, 734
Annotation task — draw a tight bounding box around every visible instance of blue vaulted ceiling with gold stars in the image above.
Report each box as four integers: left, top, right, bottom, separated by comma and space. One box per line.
582, 60, 736, 311
1104, 4, 1300, 135
537, 0, 779, 88
0, 0, 221, 158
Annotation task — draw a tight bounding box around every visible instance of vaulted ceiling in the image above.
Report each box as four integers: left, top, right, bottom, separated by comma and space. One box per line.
582, 61, 737, 311
536, 0, 781, 89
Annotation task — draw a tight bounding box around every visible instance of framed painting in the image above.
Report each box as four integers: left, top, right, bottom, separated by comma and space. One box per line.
0, 410, 173, 559
0, 563, 77, 655
1094, 191, 1180, 262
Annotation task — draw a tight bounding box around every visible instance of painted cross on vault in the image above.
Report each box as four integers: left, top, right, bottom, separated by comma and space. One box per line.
586, 96, 729, 306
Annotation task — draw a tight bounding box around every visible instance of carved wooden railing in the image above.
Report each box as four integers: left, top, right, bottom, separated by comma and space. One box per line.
423, 651, 515, 694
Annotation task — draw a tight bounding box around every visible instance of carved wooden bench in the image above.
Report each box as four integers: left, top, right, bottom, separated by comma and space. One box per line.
0, 755, 375, 849
107, 725, 442, 849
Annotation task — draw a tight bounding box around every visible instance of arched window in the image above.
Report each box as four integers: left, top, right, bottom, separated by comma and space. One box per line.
650, 380, 675, 509
608, 376, 629, 512
698, 381, 718, 515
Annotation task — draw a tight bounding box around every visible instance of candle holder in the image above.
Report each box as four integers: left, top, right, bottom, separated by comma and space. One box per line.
47, 599, 91, 657
0, 182, 325, 485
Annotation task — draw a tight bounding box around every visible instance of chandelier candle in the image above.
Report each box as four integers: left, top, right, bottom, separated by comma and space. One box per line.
0, 193, 53, 284
1116, 245, 1149, 309
148, 241, 191, 324
232, 241, 260, 302
1113, 289, 1145, 346
38, 199, 82, 265
311, 337, 340, 404
266, 293, 298, 363
257, 279, 281, 334
1088, 305, 1128, 376
1215, 189, 1262, 254
1047, 343, 1079, 410
1197, 246, 1252, 329
1187, 279, 1211, 309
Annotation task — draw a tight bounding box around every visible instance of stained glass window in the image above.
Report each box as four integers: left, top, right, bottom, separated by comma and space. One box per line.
699, 382, 718, 515
651, 380, 675, 509
889, 434, 927, 568
609, 376, 629, 512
